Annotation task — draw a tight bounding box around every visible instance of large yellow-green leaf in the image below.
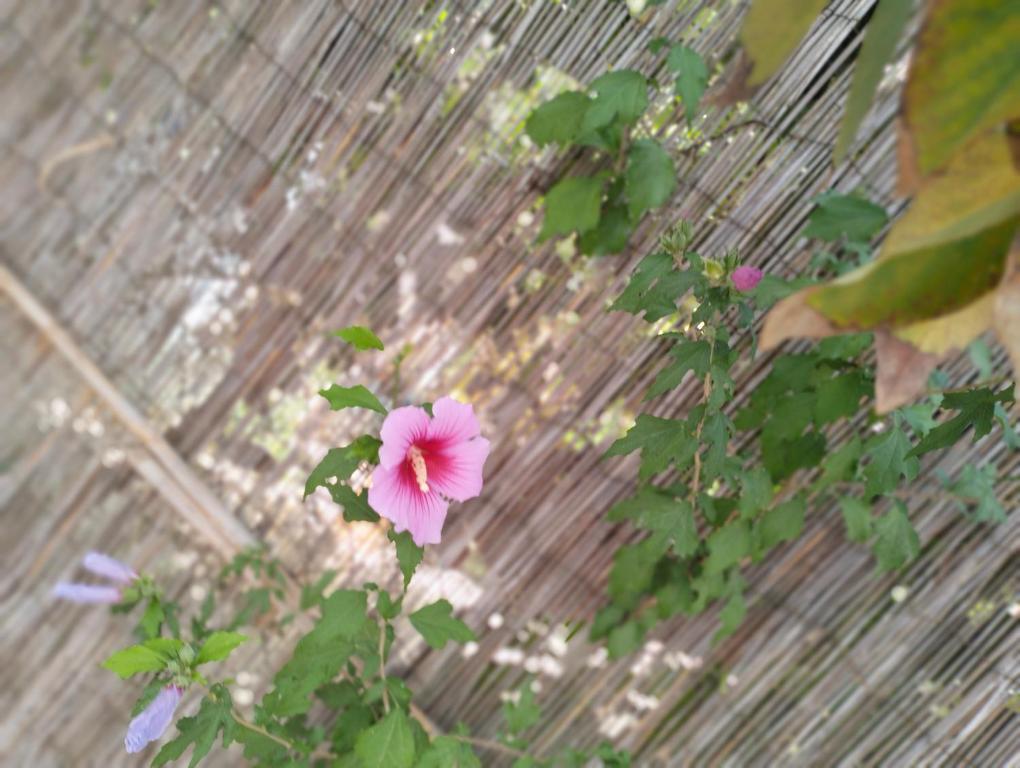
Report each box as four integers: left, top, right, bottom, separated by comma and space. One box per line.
901, 0, 1020, 182
834, 0, 912, 162
884, 131, 1020, 255
805, 217, 1016, 329
740, 0, 829, 87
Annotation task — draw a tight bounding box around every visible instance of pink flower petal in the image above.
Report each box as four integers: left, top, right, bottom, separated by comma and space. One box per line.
428, 436, 490, 502
731, 265, 763, 292
427, 397, 481, 444
378, 406, 430, 469
369, 463, 450, 546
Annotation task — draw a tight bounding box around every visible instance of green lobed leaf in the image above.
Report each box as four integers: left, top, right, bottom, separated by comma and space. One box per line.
195, 631, 247, 665
812, 436, 862, 493
607, 486, 699, 557
153, 685, 235, 768
319, 384, 387, 414
334, 325, 384, 351
909, 385, 1015, 457
947, 464, 1006, 523
263, 589, 368, 717
756, 497, 806, 552
611, 252, 702, 321
667, 44, 708, 124
738, 467, 774, 519
803, 191, 888, 244
605, 414, 695, 480
833, 0, 912, 161
871, 502, 920, 571
578, 202, 633, 256
646, 340, 711, 400
409, 599, 476, 650
863, 423, 919, 498
840, 498, 873, 543
704, 522, 751, 574
538, 175, 605, 240
525, 91, 591, 147
418, 735, 482, 768
355, 708, 416, 768
329, 484, 380, 523
713, 588, 746, 643
582, 70, 649, 132
625, 139, 677, 220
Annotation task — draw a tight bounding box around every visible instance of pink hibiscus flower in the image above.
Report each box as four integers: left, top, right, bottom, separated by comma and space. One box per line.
368, 397, 490, 546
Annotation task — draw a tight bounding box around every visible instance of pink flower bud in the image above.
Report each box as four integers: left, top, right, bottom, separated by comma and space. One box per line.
731, 265, 763, 292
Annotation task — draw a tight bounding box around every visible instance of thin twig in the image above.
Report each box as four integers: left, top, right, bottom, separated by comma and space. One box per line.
450, 734, 532, 759
232, 710, 293, 752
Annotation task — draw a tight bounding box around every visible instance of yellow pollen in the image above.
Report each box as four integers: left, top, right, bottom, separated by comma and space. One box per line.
408, 446, 429, 493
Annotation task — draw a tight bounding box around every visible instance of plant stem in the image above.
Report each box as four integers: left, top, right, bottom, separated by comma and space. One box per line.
378, 616, 390, 713
451, 734, 532, 759
691, 343, 715, 497
231, 710, 293, 752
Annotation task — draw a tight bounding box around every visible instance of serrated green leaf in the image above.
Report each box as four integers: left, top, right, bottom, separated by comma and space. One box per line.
582, 70, 648, 132
834, 0, 912, 161
864, 424, 919, 497
304, 435, 382, 499
872, 502, 920, 571
738, 467, 774, 519
607, 487, 699, 557
409, 599, 476, 650
319, 384, 387, 414
539, 175, 605, 240
153, 685, 235, 768
139, 597, 165, 640
625, 139, 676, 219
329, 484, 380, 523
300, 570, 337, 610
578, 202, 633, 256
704, 522, 751, 574
355, 708, 416, 768
418, 735, 482, 768
101, 644, 173, 679
910, 385, 1014, 456
814, 371, 870, 424
812, 436, 862, 493
611, 252, 702, 321
713, 589, 746, 643
607, 621, 644, 659
389, 529, 424, 590
803, 192, 888, 244
264, 590, 368, 717
756, 497, 805, 551
525, 91, 591, 147
195, 631, 247, 665
605, 414, 695, 480
334, 325, 384, 351
948, 464, 1006, 523
646, 340, 711, 400
667, 44, 708, 124
840, 498, 873, 543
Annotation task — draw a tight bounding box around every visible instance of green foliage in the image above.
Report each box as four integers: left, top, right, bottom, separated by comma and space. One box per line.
503, 682, 541, 735
319, 384, 388, 414
355, 708, 416, 768
195, 632, 247, 665
666, 44, 708, 124
872, 502, 921, 571
525, 49, 708, 255
598, 218, 1013, 646
333, 325, 384, 351
389, 529, 424, 590
945, 464, 1006, 523
409, 599, 476, 650
154, 685, 236, 768
102, 638, 184, 679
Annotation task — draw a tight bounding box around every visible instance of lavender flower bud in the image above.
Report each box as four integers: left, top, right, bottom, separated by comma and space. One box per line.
125, 685, 183, 753
82, 552, 137, 584
52, 582, 122, 604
